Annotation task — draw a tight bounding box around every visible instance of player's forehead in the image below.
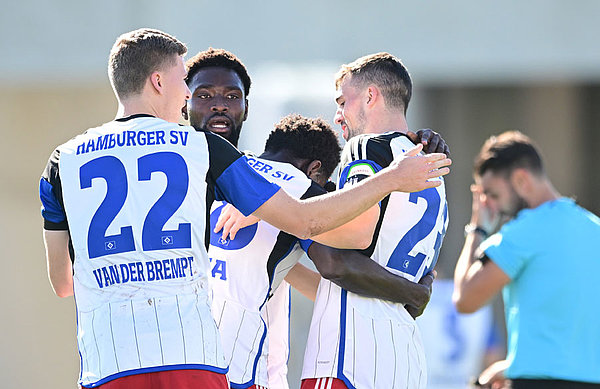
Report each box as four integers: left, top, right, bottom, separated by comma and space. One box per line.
188, 67, 244, 92
336, 75, 360, 101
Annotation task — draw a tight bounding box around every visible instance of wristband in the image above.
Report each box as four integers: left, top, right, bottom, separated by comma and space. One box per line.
464, 224, 489, 238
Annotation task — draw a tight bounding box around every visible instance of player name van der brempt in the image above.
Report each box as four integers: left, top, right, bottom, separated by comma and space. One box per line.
92, 256, 195, 289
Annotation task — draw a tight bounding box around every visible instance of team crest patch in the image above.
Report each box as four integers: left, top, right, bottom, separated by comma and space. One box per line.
347, 163, 376, 178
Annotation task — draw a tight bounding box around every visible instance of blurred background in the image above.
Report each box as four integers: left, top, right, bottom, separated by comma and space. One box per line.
2, 1, 599, 388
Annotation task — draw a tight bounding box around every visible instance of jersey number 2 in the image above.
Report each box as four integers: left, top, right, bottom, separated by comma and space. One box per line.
80, 152, 191, 259
386, 188, 446, 277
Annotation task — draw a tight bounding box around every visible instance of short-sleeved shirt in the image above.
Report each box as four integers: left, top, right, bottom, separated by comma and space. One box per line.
481, 198, 600, 383
39, 114, 280, 387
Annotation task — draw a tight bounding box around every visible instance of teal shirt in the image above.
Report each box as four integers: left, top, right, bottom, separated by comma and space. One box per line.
482, 198, 600, 383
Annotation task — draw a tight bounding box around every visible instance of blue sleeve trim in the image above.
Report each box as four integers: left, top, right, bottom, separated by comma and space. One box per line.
299, 239, 314, 253
215, 157, 280, 216
338, 159, 383, 190
79, 363, 228, 388
39, 177, 66, 223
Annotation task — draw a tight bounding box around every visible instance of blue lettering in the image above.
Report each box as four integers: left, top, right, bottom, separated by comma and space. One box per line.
109, 264, 120, 284
259, 164, 273, 174
170, 130, 178, 144
283, 173, 294, 181
116, 132, 126, 146
85, 139, 96, 153
171, 258, 181, 278
253, 160, 264, 171
162, 259, 172, 279
76, 142, 85, 155
187, 256, 194, 276
126, 131, 136, 146
154, 260, 164, 280
93, 269, 104, 288
156, 130, 165, 145
120, 263, 130, 283
211, 259, 227, 280
181, 257, 189, 277
246, 157, 256, 167
146, 261, 156, 281
128, 262, 137, 282
136, 262, 145, 281
272, 171, 282, 179
102, 267, 112, 286
108, 133, 116, 149
96, 134, 108, 151
179, 131, 188, 146
137, 131, 146, 146
146, 131, 155, 145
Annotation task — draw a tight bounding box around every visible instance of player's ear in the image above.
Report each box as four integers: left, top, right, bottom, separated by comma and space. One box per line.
150, 72, 162, 94
510, 168, 530, 197
306, 160, 322, 181
366, 85, 379, 107
243, 99, 249, 121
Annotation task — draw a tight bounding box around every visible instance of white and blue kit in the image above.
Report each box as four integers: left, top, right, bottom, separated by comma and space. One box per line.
302, 132, 448, 389
208, 157, 323, 389
39, 114, 280, 388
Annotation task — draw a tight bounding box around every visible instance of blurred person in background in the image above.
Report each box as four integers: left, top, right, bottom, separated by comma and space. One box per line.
453, 131, 600, 389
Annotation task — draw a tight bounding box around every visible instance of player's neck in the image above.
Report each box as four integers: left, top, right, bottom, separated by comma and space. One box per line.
116, 95, 161, 121
365, 111, 408, 135
528, 179, 561, 209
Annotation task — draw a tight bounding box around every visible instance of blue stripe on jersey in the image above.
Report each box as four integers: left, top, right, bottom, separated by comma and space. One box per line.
336, 289, 357, 389
338, 159, 383, 190
80, 363, 229, 388
39, 177, 66, 223
299, 239, 314, 253
215, 157, 280, 216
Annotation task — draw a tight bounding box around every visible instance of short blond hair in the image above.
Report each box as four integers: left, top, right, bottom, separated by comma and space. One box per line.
335, 52, 412, 113
108, 28, 187, 99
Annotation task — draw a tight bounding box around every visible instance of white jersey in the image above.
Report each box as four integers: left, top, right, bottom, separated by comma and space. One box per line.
39, 115, 280, 387
264, 281, 291, 389
302, 132, 448, 389
209, 157, 322, 388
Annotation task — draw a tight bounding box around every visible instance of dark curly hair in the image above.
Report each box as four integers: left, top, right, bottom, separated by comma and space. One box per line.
265, 114, 341, 179
185, 48, 251, 96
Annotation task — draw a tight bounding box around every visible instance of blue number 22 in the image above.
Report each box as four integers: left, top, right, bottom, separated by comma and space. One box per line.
80, 152, 191, 259
386, 188, 447, 277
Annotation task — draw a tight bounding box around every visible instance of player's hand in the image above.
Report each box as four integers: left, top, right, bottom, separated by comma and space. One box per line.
405, 270, 436, 319
470, 184, 500, 235
407, 128, 450, 157
387, 144, 451, 192
474, 359, 509, 389
214, 204, 260, 241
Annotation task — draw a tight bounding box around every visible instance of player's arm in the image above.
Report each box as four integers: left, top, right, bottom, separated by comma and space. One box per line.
43, 229, 73, 297
254, 144, 451, 240
306, 242, 433, 308
453, 185, 509, 313
308, 202, 379, 249
40, 153, 73, 298
284, 262, 320, 301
